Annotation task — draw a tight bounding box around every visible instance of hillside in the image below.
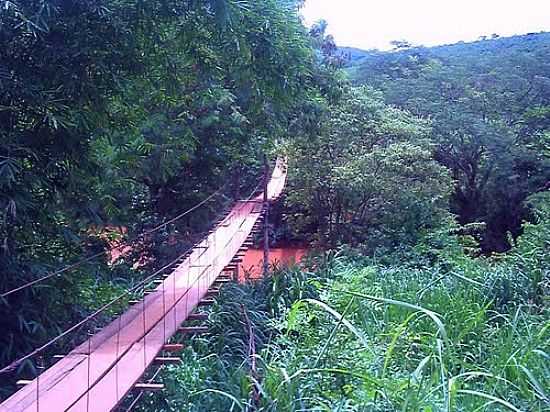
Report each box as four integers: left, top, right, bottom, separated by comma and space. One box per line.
346, 32, 550, 252
345, 32, 550, 68
338, 46, 378, 64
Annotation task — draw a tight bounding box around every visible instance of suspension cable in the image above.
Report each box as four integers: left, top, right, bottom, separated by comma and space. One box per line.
0, 240, 197, 375
0, 175, 265, 375
66, 189, 261, 408
1, 187, 225, 299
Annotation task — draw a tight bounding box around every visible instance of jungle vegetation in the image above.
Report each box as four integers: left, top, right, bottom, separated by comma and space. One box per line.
347, 33, 550, 252
135, 193, 549, 411
0, 1, 548, 410
0, 0, 316, 379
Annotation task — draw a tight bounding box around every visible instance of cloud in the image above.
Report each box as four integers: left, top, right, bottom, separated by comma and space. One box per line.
301, 0, 550, 50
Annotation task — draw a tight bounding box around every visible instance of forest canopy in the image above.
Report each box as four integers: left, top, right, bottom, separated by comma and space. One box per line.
347, 33, 550, 252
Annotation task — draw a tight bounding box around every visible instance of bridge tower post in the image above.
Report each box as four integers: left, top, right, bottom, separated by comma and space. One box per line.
263, 154, 270, 277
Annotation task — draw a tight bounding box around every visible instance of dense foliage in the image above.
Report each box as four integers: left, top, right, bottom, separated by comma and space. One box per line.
284, 86, 452, 251
347, 33, 550, 252
0, 1, 548, 410
127, 30, 549, 412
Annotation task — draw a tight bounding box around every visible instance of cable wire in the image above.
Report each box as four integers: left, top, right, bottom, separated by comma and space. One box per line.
1, 187, 225, 299
0, 242, 196, 375
0, 175, 264, 375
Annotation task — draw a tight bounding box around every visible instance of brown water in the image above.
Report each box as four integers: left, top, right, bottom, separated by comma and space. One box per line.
237, 247, 308, 282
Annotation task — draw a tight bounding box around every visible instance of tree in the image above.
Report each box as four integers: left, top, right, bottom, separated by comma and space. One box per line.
390, 39, 413, 50
285, 86, 452, 251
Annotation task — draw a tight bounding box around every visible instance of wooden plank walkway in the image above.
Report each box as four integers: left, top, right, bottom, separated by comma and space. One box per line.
0, 159, 287, 412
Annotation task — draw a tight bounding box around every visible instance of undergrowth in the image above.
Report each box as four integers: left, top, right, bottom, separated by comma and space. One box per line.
136, 194, 549, 412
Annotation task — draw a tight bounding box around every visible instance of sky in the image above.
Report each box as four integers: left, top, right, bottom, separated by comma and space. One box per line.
301, 0, 550, 50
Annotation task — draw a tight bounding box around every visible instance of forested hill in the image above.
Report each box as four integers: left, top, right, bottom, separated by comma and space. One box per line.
345, 32, 550, 69
346, 32, 550, 252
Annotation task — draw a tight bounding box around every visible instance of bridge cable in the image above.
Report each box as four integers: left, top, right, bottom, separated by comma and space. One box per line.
0, 177, 266, 375
0, 240, 202, 375
1, 187, 225, 299
64, 188, 267, 409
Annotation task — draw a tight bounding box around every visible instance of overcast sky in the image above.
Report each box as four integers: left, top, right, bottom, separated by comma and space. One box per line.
301, 0, 550, 50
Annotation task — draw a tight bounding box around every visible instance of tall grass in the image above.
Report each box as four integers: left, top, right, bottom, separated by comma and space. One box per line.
135, 204, 549, 411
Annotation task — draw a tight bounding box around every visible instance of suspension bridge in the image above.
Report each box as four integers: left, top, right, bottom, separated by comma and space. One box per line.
0, 158, 287, 412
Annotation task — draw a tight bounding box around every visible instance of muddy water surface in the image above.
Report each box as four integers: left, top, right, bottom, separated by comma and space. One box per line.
237, 247, 308, 282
